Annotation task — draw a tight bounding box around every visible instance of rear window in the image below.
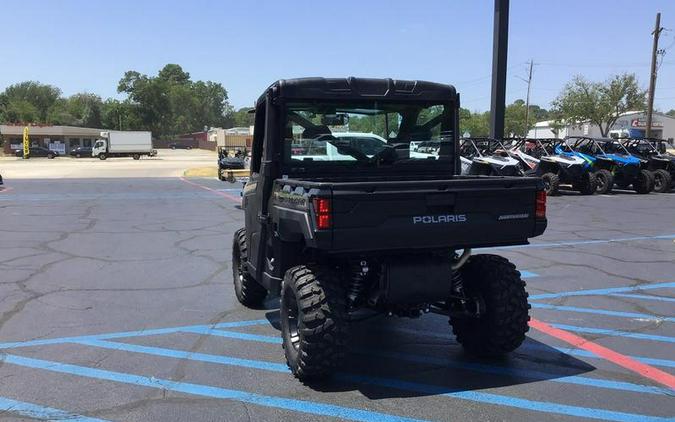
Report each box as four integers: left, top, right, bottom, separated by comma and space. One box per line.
282, 101, 456, 175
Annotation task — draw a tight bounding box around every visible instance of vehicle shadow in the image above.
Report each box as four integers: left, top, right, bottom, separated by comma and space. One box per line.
263, 308, 595, 399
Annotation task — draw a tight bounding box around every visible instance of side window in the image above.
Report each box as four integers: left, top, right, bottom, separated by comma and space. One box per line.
250, 101, 265, 173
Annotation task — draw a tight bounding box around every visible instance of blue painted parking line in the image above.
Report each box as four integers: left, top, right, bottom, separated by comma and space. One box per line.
530, 303, 675, 323
0, 396, 108, 422
529, 281, 675, 300
2, 354, 428, 422
75, 339, 289, 373
550, 323, 675, 344
0, 319, 269, 350
3, 318, 674, 421
523, 344, 675, 369
182, 326, 282, 344
338, 373, 673, 422
8, 342, 671, 422
391, 326, 675, 369
493, 234, 675, 250
357, 349, 670, 395
199, 329, 667, 396
520, 270, 539, 279
609, 293, 675, 303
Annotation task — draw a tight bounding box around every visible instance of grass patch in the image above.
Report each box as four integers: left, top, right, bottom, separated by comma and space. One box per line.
183, 166, 218, 177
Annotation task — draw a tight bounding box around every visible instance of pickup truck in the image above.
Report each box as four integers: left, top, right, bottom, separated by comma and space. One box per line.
231, 77, 547, 381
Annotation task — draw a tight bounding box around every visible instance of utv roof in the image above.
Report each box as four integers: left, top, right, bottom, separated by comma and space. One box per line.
257, 77, 457, 104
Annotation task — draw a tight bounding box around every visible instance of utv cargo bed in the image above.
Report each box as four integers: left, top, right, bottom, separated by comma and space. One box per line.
272, 176, 545, 253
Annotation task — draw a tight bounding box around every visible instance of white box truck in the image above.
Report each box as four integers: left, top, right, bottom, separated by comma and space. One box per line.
92, 131, 156, 160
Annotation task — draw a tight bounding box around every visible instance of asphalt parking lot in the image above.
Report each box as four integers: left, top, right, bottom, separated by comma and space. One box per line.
0, 154, 674, 421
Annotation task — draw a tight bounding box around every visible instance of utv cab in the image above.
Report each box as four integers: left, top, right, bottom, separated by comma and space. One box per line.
460, 137, 524, 176
621, 138, 674, 192
233, 77, 547, 381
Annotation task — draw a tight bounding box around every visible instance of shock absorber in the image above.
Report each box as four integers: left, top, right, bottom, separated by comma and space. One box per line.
348, 260, 369, 308
451, 269, 465, 297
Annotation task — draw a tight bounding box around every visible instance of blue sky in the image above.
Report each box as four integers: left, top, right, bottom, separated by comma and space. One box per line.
2, 0, 674, 112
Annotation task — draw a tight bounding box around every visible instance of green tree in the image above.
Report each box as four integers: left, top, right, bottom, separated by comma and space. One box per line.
667, 109, 675, 117
227, 107, 255, 128
0, 81, 61, 123
117, 64, 230, 137
551, 73, 646, 137
101, 99, 142, 131
459, 109, 489, 137
505, 100, 528, 136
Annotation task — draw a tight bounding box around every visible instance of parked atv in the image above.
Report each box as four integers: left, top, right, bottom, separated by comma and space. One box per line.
508, 138, 596, 195
562, 137, 653, 194
621, 138, 674, 192
460, 137, 524, 176
233, 77, 547, 381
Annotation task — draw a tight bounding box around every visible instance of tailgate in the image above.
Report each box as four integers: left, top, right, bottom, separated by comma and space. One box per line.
329, 177, 545, 252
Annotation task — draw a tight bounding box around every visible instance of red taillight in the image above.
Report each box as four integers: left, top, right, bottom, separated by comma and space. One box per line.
313, 197, 331, 229
536, 190, 547, 219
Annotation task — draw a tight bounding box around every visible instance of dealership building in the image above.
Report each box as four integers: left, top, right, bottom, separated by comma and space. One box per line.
527, 111, 675, 143
1, 124, 103, 155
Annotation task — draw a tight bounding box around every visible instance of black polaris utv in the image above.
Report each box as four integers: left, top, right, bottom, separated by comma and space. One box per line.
232, 77, 547, 381
621, 138, 674, 193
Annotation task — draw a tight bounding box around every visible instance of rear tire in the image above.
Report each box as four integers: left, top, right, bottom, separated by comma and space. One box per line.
47, 153, 55, 159
576, 171, 597, 195
633, 170, 653, 194
217, 169, 226, 181
541, 173, 560, 196
653, 169, 672, 193
594, 169, 613, 194
281, 264, 348, 381
133, 154, 141, 160
232, 228, 266, 307
450, 254, 530, 356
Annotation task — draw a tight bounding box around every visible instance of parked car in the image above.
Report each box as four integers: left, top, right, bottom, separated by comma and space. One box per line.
15, 146, 59, 159
217, 151, 246, 181
169, 143, 192, 150
69, 146, 92, 158
0, 173, 3, 185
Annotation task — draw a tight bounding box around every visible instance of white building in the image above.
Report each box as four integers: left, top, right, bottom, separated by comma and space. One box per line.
527, 111, 675, 144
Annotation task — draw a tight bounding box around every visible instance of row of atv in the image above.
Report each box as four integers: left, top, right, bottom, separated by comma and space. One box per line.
455, 136, 674, 195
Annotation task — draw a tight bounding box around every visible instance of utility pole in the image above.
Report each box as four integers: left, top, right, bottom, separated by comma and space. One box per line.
646, 12, 663, 138
490, 0, 509, 139
521, 60, 534, 136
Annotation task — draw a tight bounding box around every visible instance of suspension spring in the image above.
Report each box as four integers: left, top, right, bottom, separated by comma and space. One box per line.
451, 269, 465, 297
347, 260, 369, 308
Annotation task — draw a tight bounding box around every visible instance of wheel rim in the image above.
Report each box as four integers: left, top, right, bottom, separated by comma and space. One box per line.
654, 174, 663, 190
283, 290, 301, 350
543, 178, 551, 191
597, 174, 606, 191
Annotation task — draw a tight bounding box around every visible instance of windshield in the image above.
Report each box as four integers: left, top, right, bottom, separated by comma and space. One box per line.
283, 101, 455, 174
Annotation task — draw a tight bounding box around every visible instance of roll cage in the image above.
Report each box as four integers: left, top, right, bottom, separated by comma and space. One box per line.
460, 137, 510, 159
